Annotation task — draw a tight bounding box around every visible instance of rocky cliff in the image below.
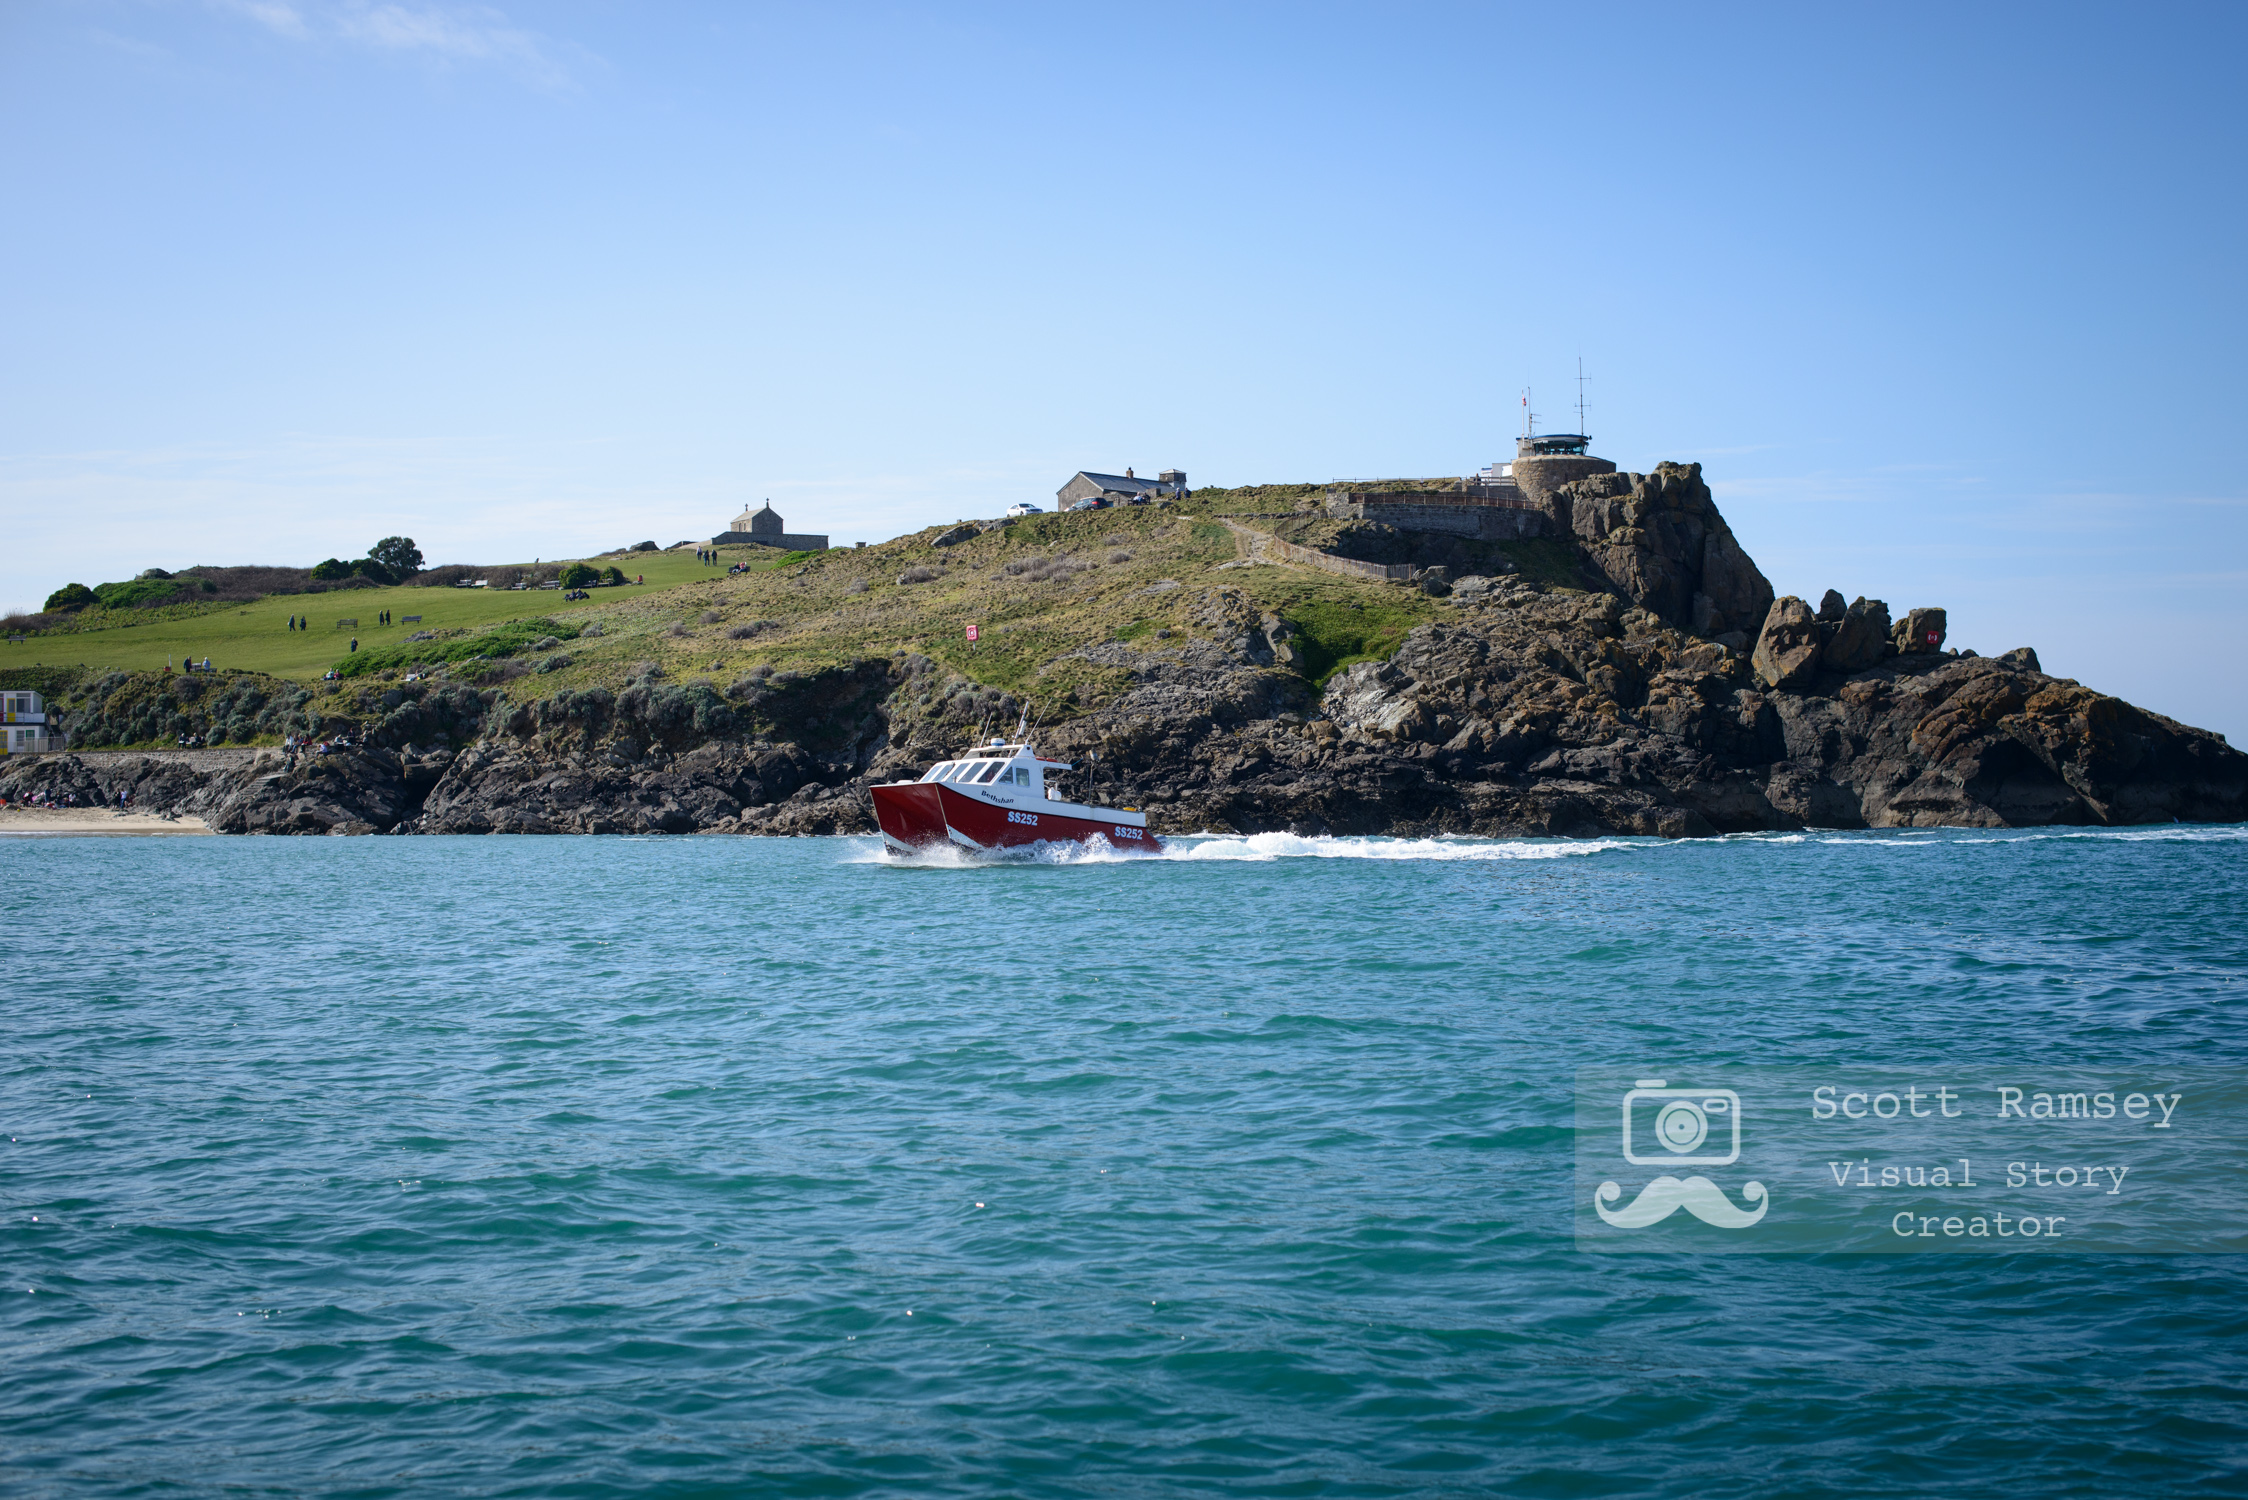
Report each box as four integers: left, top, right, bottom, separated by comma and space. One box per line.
7, 464, 2241, 837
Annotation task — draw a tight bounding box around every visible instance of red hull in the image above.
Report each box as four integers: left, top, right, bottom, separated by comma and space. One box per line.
871, 782, 1158, 854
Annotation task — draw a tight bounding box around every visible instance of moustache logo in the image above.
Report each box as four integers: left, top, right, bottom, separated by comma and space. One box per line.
1596, 1175, 1769, 1229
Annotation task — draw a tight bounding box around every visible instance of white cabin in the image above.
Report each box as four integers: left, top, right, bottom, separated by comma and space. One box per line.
901, 740, 1146, 827
2, 690, 45, 724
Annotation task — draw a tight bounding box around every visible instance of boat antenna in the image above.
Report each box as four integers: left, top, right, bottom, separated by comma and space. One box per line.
1016, 702, 1029, 740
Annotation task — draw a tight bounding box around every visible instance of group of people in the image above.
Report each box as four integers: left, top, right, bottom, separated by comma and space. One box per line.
2, 786, 84, 808
167, 657, 215, 674
563, 588, 593, 600
282, 733, 351, 764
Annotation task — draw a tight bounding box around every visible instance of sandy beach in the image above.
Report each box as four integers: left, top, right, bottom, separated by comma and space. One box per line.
0, 806, 211, 836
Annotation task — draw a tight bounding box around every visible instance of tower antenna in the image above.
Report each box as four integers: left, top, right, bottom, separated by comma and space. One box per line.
1575, 357, 1589, 438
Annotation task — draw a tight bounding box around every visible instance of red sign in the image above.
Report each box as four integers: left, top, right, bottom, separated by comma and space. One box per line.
966, 624, 980, 642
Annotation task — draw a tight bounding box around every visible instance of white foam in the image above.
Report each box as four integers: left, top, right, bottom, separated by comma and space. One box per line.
843, 830, 1640, 866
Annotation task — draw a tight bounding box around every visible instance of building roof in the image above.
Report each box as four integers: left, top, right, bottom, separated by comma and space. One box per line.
1074, 471, 1170, 495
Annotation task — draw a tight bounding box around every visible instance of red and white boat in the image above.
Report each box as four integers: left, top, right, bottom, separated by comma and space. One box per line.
871, 739, 1159, 856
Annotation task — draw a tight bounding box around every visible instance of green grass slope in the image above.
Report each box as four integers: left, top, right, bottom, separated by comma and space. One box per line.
3, 501, 1527, 747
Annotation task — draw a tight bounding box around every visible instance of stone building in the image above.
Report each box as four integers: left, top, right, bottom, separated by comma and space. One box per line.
1055, 468, 1188, 508
711, 502, 828, 552
1506, 434, 1617, 513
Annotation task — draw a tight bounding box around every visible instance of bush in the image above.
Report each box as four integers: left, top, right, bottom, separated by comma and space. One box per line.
727, 621, 777, 640
92, 578, 182, 609
561, 562, 599, 589
44, 583, 96, 612
699, 609, 722, 624
601, 566, 628, 586
665, 622, 690, 637
898, 565, 942, 585
311, 558, 354, 581
350, 558, 398, 586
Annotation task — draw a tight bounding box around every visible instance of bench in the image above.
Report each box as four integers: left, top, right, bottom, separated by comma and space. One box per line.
337, 618, 358, 629
401, 615, 422, 624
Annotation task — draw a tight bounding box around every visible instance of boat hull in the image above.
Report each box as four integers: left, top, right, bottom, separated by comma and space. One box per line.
870, 782, 1158, 855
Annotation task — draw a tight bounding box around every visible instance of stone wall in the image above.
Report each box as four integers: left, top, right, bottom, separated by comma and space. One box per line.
710, 531, 829, 551
1322, 497, 1549, 541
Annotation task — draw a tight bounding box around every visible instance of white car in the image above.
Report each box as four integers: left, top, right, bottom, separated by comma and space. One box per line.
1005, 502, 1044, 517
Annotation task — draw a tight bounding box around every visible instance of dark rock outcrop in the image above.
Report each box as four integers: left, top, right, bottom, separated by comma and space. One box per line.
1822, 596, 1892, 673
1752, 596, 1824, 689
1553, 461, 1774, 641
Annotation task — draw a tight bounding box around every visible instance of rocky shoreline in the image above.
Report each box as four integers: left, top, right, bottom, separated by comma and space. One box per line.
6, 464, 2242, 837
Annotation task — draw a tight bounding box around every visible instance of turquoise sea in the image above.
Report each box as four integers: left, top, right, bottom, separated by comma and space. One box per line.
4, 827, 2247, 1496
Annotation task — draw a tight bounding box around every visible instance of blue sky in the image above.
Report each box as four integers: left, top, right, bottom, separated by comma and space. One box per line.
4, 1, 2244, 740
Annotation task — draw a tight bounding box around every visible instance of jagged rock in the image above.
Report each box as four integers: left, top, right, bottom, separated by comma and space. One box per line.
1895, 607, 1948, 654
1817, 590, 1847, 622
1998, 646, 2040, 672
1821, 596, 1892, 673
1559, 463, 1773, 639
1752, 596, 1824, 688
930, 525, 978, 548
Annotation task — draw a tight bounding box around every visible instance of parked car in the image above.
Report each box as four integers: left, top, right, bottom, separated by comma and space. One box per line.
1068, 496, 1107, 511
1005, 502, 1044, 517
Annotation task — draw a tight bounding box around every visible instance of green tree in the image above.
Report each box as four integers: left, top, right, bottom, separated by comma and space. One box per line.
368, 536, 424, 579
44, 582, 96, 612
560, 562, 598, 588
601, 565, 629, 586
310, 558, 354, 581
351, 558, 398, 586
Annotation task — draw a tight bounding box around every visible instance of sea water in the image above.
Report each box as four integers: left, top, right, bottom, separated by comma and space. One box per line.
3, 828, 2246, 1496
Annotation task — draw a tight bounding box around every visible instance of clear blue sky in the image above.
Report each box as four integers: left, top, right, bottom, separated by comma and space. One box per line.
5, 2, 2243, 740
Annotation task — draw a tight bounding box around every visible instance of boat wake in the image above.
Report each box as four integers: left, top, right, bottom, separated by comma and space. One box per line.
847, 831, 1642, 867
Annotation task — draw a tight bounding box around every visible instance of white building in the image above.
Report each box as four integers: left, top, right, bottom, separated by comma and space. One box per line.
2, 690, 63, 754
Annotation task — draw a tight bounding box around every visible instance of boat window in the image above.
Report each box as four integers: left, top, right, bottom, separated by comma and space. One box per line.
924, 762, 955, 782
1012, 768, 1030, 786
973, 760, 1006, 784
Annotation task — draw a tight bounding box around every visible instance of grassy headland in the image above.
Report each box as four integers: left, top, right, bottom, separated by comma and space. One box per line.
3, 492, 1573, 748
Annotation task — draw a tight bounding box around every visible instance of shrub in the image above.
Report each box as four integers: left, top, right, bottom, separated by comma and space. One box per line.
581, 622, 605, 637
699, 609, 722, 624
350, 558, 398, 586
898, 565, 942, 585
560, 562, 599, 589
1106, 549, 1134, 564
665, 622, 690, 638
726, 621, 777, 640
311, 558, 354, 581
44, 583, 96, 612
601, 566, 628, 586
92, 578, 182, 610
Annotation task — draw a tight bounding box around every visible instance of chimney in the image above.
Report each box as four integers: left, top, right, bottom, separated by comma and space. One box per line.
1125, 467, 1134, 479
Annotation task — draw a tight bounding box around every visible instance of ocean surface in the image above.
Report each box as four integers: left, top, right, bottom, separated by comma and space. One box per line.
4, 827, 2247, 1497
